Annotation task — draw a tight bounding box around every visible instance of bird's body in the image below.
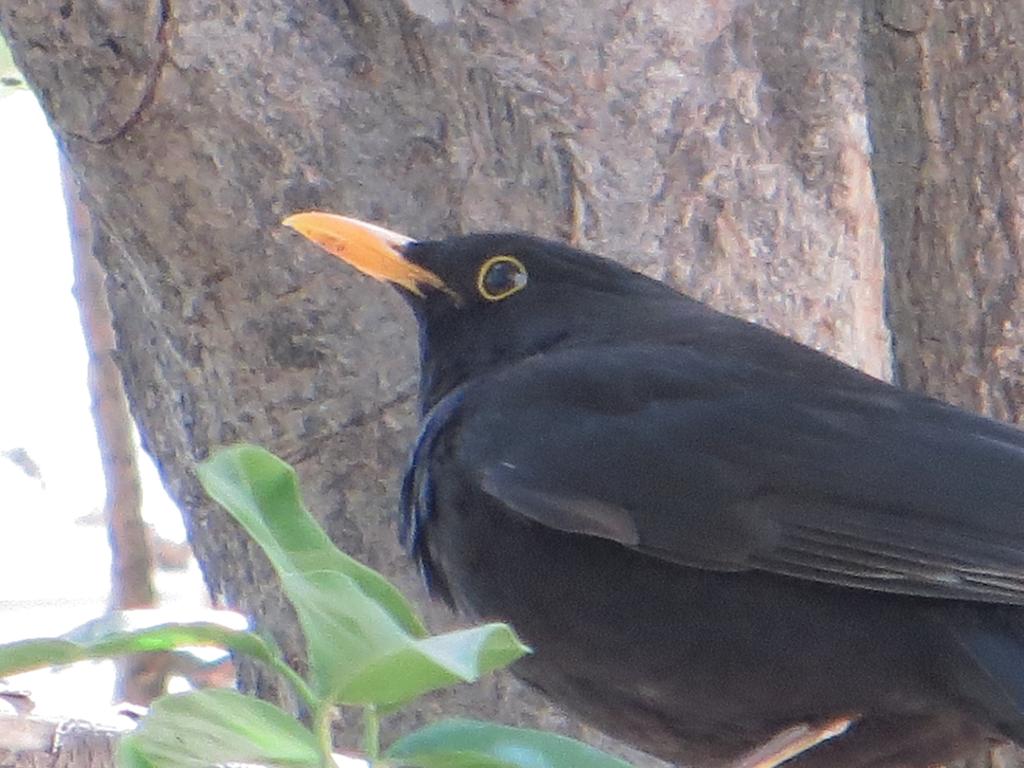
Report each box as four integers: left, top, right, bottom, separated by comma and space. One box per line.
419, 481, 1006, 767
284, 216, 1024, 767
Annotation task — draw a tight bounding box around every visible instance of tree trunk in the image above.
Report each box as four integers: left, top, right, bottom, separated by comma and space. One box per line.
1, 0, 1021, 764
864, 1, 1024, 420
64, 155, 164, 707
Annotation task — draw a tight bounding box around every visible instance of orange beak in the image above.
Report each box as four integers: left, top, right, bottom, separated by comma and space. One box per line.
282, 212, 449, 298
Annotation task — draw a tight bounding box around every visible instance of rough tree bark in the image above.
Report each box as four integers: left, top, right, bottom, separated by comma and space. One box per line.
864, 2, 1024, 417
1, 0, 1022, 766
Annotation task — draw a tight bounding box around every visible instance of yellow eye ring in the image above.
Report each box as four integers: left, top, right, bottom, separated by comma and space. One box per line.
477, 255, 528, 301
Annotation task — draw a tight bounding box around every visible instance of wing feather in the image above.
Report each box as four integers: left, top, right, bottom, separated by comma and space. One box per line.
416, 344, 1024, 604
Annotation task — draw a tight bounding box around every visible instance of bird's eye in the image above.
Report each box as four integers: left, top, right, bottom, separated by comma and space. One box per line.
477, 255, 528, 301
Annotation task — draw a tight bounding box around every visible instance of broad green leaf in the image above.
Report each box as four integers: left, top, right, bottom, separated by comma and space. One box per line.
198, 444, 424, 637
285, 569, 526, 704
0, 638, 86, 675
0, 619, 279, 678
65, 608, 247, 644
386, 719, 634, 768
198, 444, 529, 706
340, 623, 528, 706
118, 690, 319, 768
281, 568, 411, 699
116, 737, 160, 768
0, 33, 26, 97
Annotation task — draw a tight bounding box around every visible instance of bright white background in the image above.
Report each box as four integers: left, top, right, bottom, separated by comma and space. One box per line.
0, 91, 206, 716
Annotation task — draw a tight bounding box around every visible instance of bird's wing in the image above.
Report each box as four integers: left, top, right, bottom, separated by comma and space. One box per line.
436, 343, 1024, 604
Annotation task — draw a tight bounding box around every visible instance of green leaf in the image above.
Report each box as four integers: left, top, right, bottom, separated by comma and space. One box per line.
0, 639, 86, 675
118, 690, 320, 768
116, 737, 160, 768
280, 568, 410, 700
0, 33, 26, 97
341, 624, 528, 707
0, 618, 279, 678
197, 444, 425, 637
386, 719, 634, 768
291, 570, 526, 706
198, 444, 529, 707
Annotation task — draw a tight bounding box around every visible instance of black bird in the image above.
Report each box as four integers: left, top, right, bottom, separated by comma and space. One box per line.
284, 212, 1024, 768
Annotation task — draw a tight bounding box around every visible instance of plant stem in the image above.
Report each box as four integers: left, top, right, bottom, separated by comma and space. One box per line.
313, 702, 335, 768
267, 655, 320, 715
364, 705, 380, 764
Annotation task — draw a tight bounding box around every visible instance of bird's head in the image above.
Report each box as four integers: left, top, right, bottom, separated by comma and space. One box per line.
284, 212, 684, 408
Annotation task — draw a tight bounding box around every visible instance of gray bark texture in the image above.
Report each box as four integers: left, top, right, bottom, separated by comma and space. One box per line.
2, 0, 1023, 765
